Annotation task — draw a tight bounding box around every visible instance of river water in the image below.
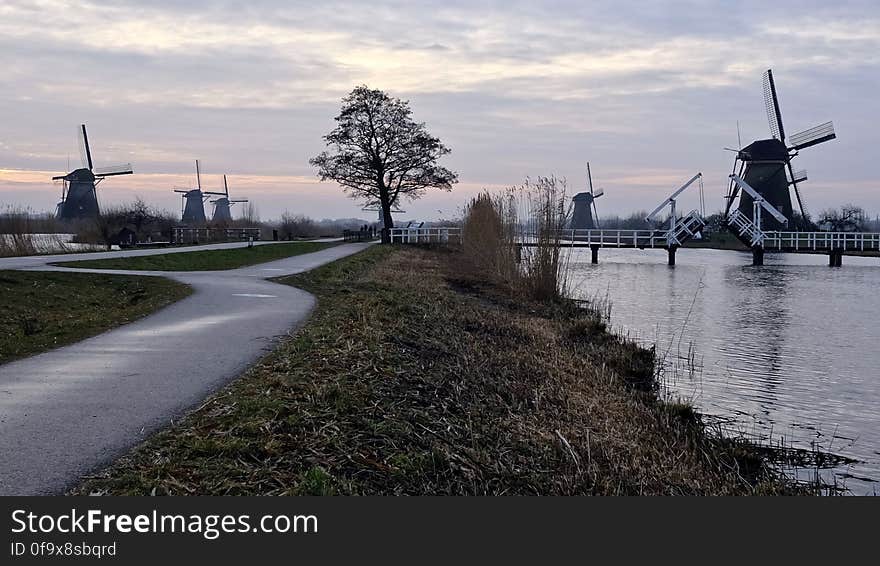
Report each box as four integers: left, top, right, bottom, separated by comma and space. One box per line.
566, 247, 880, 494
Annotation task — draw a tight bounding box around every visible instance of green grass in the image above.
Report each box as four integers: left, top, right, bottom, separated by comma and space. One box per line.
53, 241, 339, 271
0, 270, 191, 365
74, 246, 808, 495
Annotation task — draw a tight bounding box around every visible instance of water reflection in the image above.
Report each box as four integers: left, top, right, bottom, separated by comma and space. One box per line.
567, 248, 880, 494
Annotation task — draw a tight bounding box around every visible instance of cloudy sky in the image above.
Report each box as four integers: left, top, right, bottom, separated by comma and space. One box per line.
1, 0, 878, 222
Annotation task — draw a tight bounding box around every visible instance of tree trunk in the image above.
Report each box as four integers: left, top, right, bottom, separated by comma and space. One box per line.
379, 187, 395, 244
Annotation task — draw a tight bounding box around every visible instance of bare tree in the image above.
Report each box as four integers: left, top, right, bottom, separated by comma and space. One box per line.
310, 86, 458, 243
240, 202, 260, 225
818, 204, 866, 232
279, 212, 318, 239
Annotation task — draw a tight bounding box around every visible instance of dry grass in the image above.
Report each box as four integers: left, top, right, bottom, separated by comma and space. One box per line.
73, 246, 805, 495
461, 177, 571, 303
0, 207, 68, 257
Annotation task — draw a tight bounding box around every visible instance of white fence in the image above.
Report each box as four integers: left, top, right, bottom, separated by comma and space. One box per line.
390, 227, 462, 244
763, 231, 880, 251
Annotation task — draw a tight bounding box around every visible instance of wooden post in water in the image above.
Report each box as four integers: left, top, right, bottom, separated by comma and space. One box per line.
829, 249, 843, 267
590, 244, 600, 264
667, 244, 678, 266
752, 246, 764, 266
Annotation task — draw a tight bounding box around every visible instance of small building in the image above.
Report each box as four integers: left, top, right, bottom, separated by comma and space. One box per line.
113, 226, 138, 248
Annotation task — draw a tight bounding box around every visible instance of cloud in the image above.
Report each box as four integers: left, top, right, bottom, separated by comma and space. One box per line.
1, 0, 878, 217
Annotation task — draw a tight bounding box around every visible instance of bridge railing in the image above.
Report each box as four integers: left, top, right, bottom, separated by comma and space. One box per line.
390, 227, 462, 244
541, 229, 669, 248
764, 231, 880, 251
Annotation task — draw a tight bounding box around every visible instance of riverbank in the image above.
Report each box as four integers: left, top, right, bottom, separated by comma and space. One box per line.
73, 245, 809, 495
0, 270, 191, 365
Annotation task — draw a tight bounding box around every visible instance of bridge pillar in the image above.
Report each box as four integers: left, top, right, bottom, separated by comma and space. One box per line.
829, 250, 843, 267
752, 246, 764, 266
590, 244, 600, 264
667, 245, 678, 266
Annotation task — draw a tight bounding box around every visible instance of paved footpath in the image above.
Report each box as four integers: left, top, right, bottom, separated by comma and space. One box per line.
0, 240, 373, 495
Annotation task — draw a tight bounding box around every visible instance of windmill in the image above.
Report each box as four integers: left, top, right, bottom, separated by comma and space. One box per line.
362, 198, 406, 224
173, 160, 225, 225
724, 69, 836, 230
571, 162, 604, 230
210, 175, 249, 222
52, 124, 133, 220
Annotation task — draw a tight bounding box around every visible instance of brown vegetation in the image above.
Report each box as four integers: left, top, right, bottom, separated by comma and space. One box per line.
461, 176, 570, 302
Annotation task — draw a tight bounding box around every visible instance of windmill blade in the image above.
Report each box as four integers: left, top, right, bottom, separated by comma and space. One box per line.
792, 169, 808, 184
789, 121, 836, 150
586, 162, 594, 194
223, 174, 229, 198
724, 159, 744, 217
78, 124, 93, 170
592, 197, 601, 229
787, 162, 807, 219
362, 199, 406, 213
229, 198, 249, 203
195, 159, 202, 191
94, 163, 133, 177
592, 187, 604, 198
763, 69, 786, 142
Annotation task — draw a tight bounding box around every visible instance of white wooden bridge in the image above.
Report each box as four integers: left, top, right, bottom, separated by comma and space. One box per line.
389, 173, 880, 267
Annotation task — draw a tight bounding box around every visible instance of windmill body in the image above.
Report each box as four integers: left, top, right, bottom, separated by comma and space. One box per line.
180, 190, 210, 224
57, 168, 100, 220
571, 162, 603, 230
735, 139, 793, 230
571, 192, 598, 230
212, 197, 234, 222
53, 124, 133, 221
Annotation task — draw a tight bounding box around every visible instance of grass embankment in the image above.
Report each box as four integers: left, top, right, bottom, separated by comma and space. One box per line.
0, 271, 191, 365
53, 241, 339, 271
75, 245, 800, 495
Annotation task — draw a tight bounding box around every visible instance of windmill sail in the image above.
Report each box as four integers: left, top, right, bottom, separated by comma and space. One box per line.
77, 124, 94, 170
94, 163, 134, 177
763, 70, 785, 141
789, 122, 836, 150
